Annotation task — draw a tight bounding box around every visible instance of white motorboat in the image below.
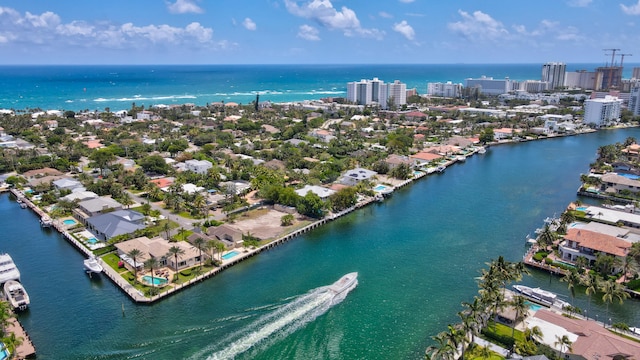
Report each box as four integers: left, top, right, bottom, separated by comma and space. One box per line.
83, 255, 103, 274
436, 165, 446, 173
40, 216, 53, 228
0, 254, 20, 284
477, 146, 487, 154
327, 272, 358, 302
3, 280, 29, 311
456, 155, 466, 162
513, 284, 568, 309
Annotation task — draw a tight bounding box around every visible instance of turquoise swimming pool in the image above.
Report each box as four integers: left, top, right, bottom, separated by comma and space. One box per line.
373, 185, 388, 191
142, 275, 168, 286
222, 251, 240, 260
86, 237, 99, 244
63, 219, 77, 225
576, 206, 588, 211
524, 301, 543, 312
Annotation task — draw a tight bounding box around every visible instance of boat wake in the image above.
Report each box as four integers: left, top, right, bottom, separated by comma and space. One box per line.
189, 279, 357, 360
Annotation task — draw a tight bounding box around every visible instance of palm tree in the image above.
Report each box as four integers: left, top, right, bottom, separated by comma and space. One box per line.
561, 270, 581, 310
600, 279, 630, 318
575, 256, 589, 273
166, 246, 185, 281
461, 296, 487, 333
0, 301, 14, 334
554, 334, 573, 355
537, 225, 555, 251
509, 295, 529, 338
630, 242, 640, 264
444, 324, 466, 360
126, 248, 142, 283
478, 346, 493, 360
581, 272, 600, 317
193, 194, 208, 219
143, 256, 160, 293
560, 210, 576, 226
621, 256, 638, 282
192, 237, 207, 269
457, 311, 477, 355
120, 191, 134, 209
425, 332, 455, 360
2, 331, 23, 358
163, 221, 172, 241
177, 227, 186, 242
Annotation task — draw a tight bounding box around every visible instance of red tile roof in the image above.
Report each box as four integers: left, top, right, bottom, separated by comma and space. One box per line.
565, 228, 631, 257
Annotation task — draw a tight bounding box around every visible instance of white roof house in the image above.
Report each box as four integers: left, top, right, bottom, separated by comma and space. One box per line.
340, 168, 377, 186
184, 159, 213, 175
295, 185, 336, 199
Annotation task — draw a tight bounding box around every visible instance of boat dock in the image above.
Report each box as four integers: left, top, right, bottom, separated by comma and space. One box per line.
6, 316, 36, 359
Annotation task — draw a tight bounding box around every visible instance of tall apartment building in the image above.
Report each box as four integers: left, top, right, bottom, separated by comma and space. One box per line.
564, 70, 599, 90
632, 67, 640, 80
346, 78, 407, 109
516, 80, 550, 93
426, 81, 462, 97
541, 62, 566, 89
583, 96, 623, 127
464, 76, 511, 96
596, 67, 623, 90
630, 86, 640, 116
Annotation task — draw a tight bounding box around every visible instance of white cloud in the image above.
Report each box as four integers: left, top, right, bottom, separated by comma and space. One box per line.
167, 0, 204, 14
242, 18, 257, 31
393, 20, 415, 41
0, 7, 214, 49
379, 11, 393, 19
621, 0, 640, 15
567, 0, 592, 7
285, 0, 383, 39
297, 24, 320, 41
448, 10, 509, 41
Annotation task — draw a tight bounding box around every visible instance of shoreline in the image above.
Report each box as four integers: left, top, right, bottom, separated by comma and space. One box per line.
4, 127, 612, 304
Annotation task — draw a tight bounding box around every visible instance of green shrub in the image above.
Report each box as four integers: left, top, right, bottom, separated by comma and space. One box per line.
626, 278, 640, 290
481, 328, 515, 348
533, 251, 548, 261
180, 270, 191, 277
93, 245, 116, 257
544, 257, 553, 265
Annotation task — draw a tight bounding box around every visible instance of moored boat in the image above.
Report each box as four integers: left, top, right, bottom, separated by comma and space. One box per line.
436, 165, 446, 173
477, 146, 486, 154
513, 284, 568, 309
3, 280, 29, 311
456, 155, 466, 162
0, 254, 20, 284
83, 255, 103, 274
40, 216, 52, 228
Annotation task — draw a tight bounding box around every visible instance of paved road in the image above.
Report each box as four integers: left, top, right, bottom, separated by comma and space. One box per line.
126, 190, 198, 237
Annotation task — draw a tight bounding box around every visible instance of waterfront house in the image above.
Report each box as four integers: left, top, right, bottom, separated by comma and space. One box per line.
493, 127, 522, 140
295, 185, 336, 199
62, 190, 98, 202
600, 173, 640, 195
339, 168, 377, 187
76, 197, 123, 218
85, 209, 146, 241
622, 143, 640, 162
409, 152, 443, 167
115, 236, 201, 272
22, 167, 63, 180
580, 205, 640, 228
558, 228, 631, 265
384, 154, 414, 169
207, 224, 243, 248
52, 178, 84, 192
526, 309, 640, 359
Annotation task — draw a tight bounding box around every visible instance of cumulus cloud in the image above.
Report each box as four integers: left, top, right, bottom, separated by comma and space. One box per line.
297, 24, 320, 41
567, 0, 592, 7
285, 0, 383, 39
621, 0, 640, 15
0, 7, 214, 49
242, 17, 257, 30
393, 20, 415, 41
448, 10, 509, 41
512, 19, 583, 41
379, 11, 393, 19
167, 0, 204, 14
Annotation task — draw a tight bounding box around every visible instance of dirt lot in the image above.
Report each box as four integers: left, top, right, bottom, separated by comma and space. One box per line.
231, 207, 306, 240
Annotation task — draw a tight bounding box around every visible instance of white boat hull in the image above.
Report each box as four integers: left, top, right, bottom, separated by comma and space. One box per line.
83, 256, 103, 274
4, 280, 29, 311
327, 272, 358, 304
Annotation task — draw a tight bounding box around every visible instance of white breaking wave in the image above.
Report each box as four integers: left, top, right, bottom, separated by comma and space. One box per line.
93, 95, 197, 102
188, 281, 356, 360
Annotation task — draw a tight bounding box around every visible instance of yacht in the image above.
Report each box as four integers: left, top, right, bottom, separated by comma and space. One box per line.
0, 254, 20, 284
3, 280, 29, 311
436, 165, 446, 173
513, 284, 568, 309
327, 272, 358, 302
83, 255, 103, 274
456, 155, 466, 162
477, 146, 487, 154
40, 216, 53, 228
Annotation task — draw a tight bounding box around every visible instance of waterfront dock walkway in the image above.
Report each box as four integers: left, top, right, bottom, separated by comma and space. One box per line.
7, 316, 36, 359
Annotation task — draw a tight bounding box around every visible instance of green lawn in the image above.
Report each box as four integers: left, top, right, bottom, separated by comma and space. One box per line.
102, 253, 127, 273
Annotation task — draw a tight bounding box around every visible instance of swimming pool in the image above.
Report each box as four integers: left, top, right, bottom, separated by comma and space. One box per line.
222, 251, 240, 260
576, 206, 588, 211
142, 275, 168, 286
373, 185, 388, 191
553, 260, 576, 269
619, 173, 640, 180
63, 219, 77, 225
524, 301, 543, 312
86, 237, 99, 244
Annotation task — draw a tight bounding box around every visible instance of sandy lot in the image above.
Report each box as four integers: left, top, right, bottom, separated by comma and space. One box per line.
231, 207, 301, 240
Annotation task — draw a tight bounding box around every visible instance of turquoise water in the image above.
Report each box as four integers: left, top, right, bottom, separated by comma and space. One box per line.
86, 237, 98, 244
0, 64, 634, 111
576, 206, 588, 211
619, 173, 640, 180
221, 251, 240, 260
62, 219, 76, 225
142, 276, 168, 286
373, 185, 388, 191
524, 301, 543, 312
3, 129, 640, 359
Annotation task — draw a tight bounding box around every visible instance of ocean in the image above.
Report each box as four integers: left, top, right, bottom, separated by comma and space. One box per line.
1, 63, 637, 112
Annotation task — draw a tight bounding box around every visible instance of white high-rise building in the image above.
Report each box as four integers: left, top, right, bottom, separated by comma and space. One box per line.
346, 78, 406, 109
427, 82, 462, 97
464, 76, 511, 96
541, 62, 566, 89
629, 86, 640, 116
564, 70, 598, 90
583, 96, 623, 127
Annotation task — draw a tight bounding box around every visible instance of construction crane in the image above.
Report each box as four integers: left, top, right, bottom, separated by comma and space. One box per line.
619, 53, 633, 68
603, 48, 621, 89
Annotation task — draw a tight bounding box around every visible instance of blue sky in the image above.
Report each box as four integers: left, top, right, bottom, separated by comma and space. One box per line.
1, 0, 640, 64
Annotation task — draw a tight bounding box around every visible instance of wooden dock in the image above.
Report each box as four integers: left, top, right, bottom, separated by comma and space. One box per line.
6, 316, 36, 359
